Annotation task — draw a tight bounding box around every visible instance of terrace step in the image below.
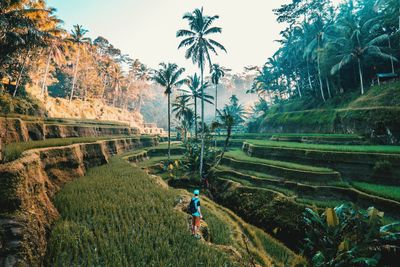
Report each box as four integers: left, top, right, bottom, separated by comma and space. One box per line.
222, 151, 341, 184
270, 134, 366, 145
216, 168, 400, 219
242, 141, 400, 184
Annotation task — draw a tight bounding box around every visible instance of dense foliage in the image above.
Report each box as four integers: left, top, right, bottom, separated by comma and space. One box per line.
0, 0, 151, 112
250, 0, 399, 107
303, 204, 400, 266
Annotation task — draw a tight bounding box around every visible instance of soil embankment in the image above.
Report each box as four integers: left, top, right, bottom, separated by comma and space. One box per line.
0, 117, 141, 144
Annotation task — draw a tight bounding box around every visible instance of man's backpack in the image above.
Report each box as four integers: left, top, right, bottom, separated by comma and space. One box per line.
188, 198, 198, 214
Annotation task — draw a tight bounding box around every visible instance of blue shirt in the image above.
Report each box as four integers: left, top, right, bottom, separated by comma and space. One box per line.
191, 197, 201, 217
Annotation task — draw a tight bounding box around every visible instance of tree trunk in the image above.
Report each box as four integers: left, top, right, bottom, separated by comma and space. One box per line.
388, 37, 395, 73
214, 83, 218, 147
194, 97, 197, 139
317, 53, 326, 101
167, 93, 171, 161
69, 48, 80, 102
326, 79, 332, 99
199, 64, 205, 177
41, 51, 52, 98
13, 49, 30, 97
307, 60, 313, 91
357, 58, 364, 95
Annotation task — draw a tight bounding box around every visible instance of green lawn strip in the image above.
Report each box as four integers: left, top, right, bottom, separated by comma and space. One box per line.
246, 140, 400, 154
224, 149, 334, 173
351, 182, 400, 202
45, 157, 236, 267
4, 135, 145, 162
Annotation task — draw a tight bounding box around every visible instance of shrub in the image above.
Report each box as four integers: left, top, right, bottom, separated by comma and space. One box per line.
213, 180, 305, 250
372, 160, 393, 180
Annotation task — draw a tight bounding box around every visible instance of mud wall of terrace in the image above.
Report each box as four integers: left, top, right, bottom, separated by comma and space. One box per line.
0, 117, 140, 144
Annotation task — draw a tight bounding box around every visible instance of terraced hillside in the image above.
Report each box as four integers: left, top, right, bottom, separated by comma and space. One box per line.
45, 156, 306, 267
132, 135, 400, 253
0, 117, 158, 266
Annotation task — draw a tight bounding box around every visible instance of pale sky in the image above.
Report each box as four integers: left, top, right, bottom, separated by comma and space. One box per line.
47, 0, 297, 73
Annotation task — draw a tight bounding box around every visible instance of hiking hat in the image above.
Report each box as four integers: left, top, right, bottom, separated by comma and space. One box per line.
194, 189, 200, 195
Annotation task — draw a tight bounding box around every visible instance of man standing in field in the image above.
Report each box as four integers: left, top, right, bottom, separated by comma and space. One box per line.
189, 189, 202, 238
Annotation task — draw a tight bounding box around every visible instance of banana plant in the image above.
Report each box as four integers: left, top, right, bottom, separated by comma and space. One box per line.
303, 204, 400, 266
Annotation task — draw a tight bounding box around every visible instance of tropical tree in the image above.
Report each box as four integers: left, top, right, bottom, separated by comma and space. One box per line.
40, 31, 66, 97
331, 17, 397, 94
211, 64, 225, 121
109, 65, 125, 107
179, 74, 214, 139
304, 16, 335, 101
67, 24, 91, 102
152, 63, 185, 160
177, 7, 226, 176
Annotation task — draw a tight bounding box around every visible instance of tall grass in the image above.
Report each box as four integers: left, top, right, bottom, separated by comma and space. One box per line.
45, 157, 235, 267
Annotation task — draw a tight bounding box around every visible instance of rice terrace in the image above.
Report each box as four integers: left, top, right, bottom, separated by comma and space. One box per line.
1, 0, 400, 266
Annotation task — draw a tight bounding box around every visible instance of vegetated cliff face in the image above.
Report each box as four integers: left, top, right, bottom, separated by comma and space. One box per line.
0, 137, 157, 267
0, 117, 141, 145
260, 107, 400, 144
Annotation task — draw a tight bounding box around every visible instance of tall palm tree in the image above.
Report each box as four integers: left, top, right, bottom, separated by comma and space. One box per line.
179, 74, 214, 139
152, 63, 185, 160
177, 7, 226, 176
41, 31, 66, 97
304, 16, 335, 101
68, 25, 91, 102
109, 65, 125, 107
331, 17, 397, 94
211, 64, 225, 121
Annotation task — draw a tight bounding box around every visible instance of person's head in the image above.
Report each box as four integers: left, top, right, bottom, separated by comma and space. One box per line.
193, 189, 200, 197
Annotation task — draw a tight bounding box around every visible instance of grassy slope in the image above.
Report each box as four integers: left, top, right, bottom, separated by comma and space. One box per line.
246, 140, 400, 154
45, 157, 235, 267
224, 149, 334, 173
348, 81, 400, 108
258, 81, 400, 134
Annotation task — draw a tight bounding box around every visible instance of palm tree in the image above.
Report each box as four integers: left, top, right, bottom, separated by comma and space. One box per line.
172, 95, 193, 142
128, 59, 151, 112
152, 63, 185, 160
172, 94, 192, 120
41, 31, 66, 97
211, 64, 225, 121
68, 25, 91, 102
177, 7, 226, 176
331, 17, 397, 95
304, 16, 335, 101
109, 65, 125, 107
215, 103, 246, 162
179, 74, 214, 139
